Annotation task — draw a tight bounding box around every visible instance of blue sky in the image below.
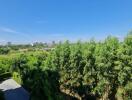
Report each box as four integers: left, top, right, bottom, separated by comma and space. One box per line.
0, 0, 132, 44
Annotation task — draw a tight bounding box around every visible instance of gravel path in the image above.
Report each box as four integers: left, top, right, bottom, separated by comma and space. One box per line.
0, 79, 29, 100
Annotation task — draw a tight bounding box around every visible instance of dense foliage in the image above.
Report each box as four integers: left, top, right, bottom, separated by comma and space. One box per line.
0, 33, 132, 100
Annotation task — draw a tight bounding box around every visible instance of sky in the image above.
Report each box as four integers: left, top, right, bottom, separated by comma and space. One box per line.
0, 0, 132, 44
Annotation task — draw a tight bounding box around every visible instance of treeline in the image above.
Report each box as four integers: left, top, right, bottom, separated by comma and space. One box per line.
0, 33, 132, 100
0, 42, 57, 55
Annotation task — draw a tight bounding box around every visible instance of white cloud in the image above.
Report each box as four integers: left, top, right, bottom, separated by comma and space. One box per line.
0, 27, 31, 39
0, 38, 7, 45
0, 27, 19, 34
36, 20, 47, 24
48, 33, 64, 37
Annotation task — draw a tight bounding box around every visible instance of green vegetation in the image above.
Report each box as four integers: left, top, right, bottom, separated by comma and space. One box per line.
0, 33, 132, 100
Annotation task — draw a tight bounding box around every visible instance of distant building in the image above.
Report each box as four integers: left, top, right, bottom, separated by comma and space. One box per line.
7, 42, 12, 46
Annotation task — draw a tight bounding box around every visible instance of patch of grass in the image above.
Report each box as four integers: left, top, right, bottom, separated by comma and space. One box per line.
12, 72, 22, 84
